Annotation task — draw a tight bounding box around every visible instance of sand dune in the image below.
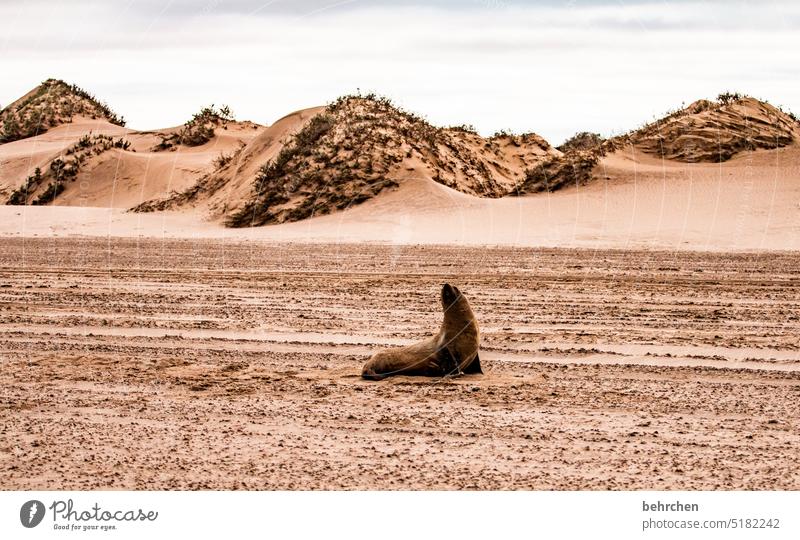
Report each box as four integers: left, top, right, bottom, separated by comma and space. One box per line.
133, 96, 557, 226
0, 92, 265, 208
130, 106, 328, 218
3, 141, 799, 250
0, 121, 264, 208
53, 122, 263, 209
608, 95, 799, 162
0, 78, 125, 144
2, 84, 799, 250
128, 93, 799, 239
0, 118, 130, 196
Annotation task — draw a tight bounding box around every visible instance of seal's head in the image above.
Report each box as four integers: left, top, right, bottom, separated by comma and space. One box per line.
441, 283, 461, 307
441, 283, 472, 317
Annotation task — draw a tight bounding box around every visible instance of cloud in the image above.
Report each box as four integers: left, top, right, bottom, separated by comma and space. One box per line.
0, 1, 798, 144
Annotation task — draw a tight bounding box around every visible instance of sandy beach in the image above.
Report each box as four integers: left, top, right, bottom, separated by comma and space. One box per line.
1, 238, 798, 490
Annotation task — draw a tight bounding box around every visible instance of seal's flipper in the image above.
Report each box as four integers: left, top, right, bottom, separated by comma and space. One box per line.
438, 347, 459, 375
463, 352, 482, 374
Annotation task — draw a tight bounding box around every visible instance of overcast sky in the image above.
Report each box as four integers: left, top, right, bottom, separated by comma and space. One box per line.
1, 0, 798, 144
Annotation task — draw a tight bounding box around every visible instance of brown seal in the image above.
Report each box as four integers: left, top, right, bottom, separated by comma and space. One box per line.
361, 283, 482, 380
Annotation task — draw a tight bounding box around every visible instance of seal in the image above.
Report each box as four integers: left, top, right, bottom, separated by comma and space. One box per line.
361, 283, 482, 380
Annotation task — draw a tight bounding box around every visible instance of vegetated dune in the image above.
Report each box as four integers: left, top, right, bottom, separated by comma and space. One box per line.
133, 95, 559, 226
516, 94, 800, 195
2, 84, 799, 248
130, 106, 328, 218
134, 92, 799, 226
6, 137, 798, 251
0, 78, 126, 143
209, 139, 800, 251
0, 81, 265, 208
606, 93, 800, 162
